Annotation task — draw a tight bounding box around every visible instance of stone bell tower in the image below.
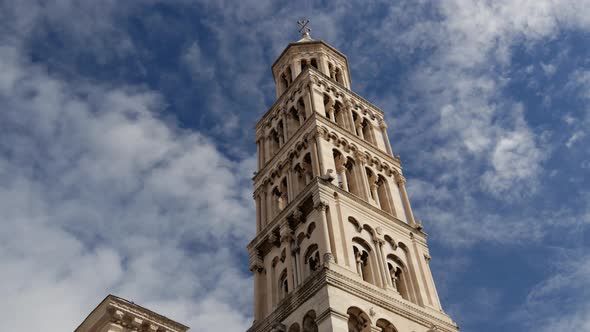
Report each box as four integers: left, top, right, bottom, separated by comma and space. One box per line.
247, 23, 459, 332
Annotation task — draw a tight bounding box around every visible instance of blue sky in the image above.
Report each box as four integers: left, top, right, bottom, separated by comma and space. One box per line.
1, 1, 589, 331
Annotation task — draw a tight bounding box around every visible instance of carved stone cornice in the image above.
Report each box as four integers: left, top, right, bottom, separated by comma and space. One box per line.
246, 266, 458, 332
314, 200, 328, 211
249, 250, 264, 272
316, 116, 401, 174
253, 114, 317, 186
75, 295, 189, 332
395, 174, 406, 186
310, 69, 384, 118
318, 178, 426, 239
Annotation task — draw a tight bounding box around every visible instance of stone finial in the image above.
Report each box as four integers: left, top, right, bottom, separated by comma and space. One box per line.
297, 19, 312, 41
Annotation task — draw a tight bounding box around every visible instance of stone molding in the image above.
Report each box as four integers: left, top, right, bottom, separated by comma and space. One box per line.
271, 41, 350, 79
323, 268, 458, 332
316, 116, 402, 174
247, 265, 458, 332
247, 179, 317, 253
310, 69, 384, 118
253, 114, 317, 186
75, 295, 188, 332
317, 178, 427, 240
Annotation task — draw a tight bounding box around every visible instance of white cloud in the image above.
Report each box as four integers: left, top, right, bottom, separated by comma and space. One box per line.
0, 42, 255, 331
540, 62, 557, 76
521, 251, 590, 332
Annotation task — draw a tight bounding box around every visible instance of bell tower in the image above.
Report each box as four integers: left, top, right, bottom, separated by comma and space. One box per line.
248, 23, 459, 332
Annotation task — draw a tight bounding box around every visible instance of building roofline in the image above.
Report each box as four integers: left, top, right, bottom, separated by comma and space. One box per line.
270, 39, 352, 86
74, 294, 189, 332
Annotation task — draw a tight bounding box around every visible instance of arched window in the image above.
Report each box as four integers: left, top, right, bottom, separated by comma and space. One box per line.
272, 186, 282, 216
362, 119, 375, 145
279, 177, 289, 208
302, 153, 313, 183
289, 323, 301, 332
347, 307, 371, 332
279, 269, 289, 300
333, 149, 347, 190
301, 59, 308, 72
334, 101, 346, 127
297, 98, 307, 122
294, 164, 306, 196
286, 67, 293, 83
270, 129, 280, 155
377, 175, 394, 215
328, 63, 334, 79
335, 68, 343, 84
310, 58, 318, 69
304, 244, 320, 276
302, 311, 318, 332
345, 158, 361, 197
288, 107, 299, 137
366, 168, 378, 203
352, 111, 361, 137
376, 319, 397, 332
281, 74, 289, 92
387, 255, 410, 301
352, 238, 377, 285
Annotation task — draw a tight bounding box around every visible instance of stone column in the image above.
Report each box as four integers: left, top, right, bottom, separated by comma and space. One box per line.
249, 251, 264, 321
298, 99, 307, 125
315, 134, 326, 175
337, 164, 348, 191
356, 122, 364, 139
264, 135, 271, 162
293, 245, 301, 286
379, 241, 393, 288
278, 127, 285, 147
355, 250, 364, 277
382, 179, 396, 216
355, 152, 371, 200
423, 252, 443, 309
346, 107, 356, 133
292, 59, 302, 78
372, 238, 387, 288
260, 190, 267, 227
265, 186, 273, 224
286, 163, 294, 202
256, 139, 261, 169
326, 104, 335, 122
370, 183, 380, 208
314, 201, 333, 263
310, 137, 322, 176
316, 310, 349, 332
396, 174, 416, 225
304, 89, 313, 118
281, 111, 289, 142
280, 225, 295, 292
318, 53, 329, 76
255, 193, 262, 232
379, 120, 393, 155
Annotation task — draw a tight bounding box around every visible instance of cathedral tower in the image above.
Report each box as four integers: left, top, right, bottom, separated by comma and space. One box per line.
247, 26, 459, 332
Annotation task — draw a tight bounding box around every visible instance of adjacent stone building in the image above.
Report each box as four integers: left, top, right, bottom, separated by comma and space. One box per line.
77, 28, 459, 332
246, 30, 459, 332
75, 295, 188, 332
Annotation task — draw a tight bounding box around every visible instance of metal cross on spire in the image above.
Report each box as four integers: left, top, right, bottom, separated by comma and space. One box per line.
297, 19, 311, 38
